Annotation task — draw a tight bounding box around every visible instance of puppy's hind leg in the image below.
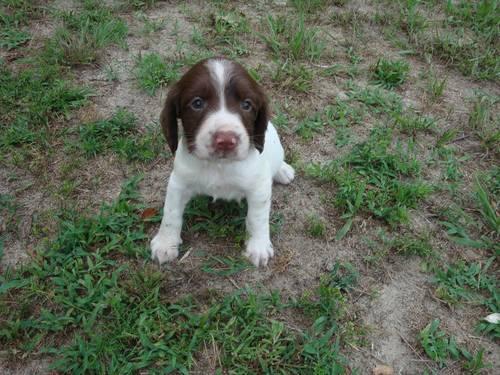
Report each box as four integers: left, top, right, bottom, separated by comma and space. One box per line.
273, 162, 295, 185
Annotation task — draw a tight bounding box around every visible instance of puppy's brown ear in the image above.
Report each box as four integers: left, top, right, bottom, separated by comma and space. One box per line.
253, 98, 269, 153
160, 86, 180, 154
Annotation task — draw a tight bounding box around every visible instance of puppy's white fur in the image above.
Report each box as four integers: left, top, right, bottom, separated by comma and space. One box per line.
151, 59, 294, 267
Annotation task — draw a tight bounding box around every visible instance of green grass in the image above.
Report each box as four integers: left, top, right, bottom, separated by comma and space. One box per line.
42, 1, 127, 66
0, 179, 361, 372
119, 0, 158, 10
346, 83, 403, 115
371, 58, 410, 89
384, 0, 500, 80
306, 214, 326, 238
134, 52, 180, 95
306, 126, 432, 238
440, 176, 499, 251
433, 257, 499, 339
290, 0, 330, 14
263, 14, 325, 61
0, 9, 31, 49
73, 109, 166, 162
295, 100, 363, 140
183, 196, 284, 245
272, 60, 314, 93
201, 255, 254, 276
0, 62, 89, 165
426, 69, 447, 101
420, 319, 491, 372
468, 92, 499, 152
393, 112, 436, 135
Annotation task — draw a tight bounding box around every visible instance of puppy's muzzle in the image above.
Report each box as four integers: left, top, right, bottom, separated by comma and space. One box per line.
213, 130, 239, 152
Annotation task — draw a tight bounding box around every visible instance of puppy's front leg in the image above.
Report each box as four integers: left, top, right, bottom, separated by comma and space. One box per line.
244, 185, 273, 267
151, 173, 192, 264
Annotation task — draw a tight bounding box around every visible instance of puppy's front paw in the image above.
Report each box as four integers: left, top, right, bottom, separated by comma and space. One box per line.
244, 238, 274, 267
151, 233, 180, 264
274, 162, 295, 185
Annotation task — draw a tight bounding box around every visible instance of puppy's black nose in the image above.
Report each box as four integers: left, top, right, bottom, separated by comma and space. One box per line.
213, 131, 238, 152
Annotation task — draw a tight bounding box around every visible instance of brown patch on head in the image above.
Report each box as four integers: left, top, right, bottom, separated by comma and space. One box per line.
225, 61, 269, 152
160, 57, 269, 155
160, 59, 218, 153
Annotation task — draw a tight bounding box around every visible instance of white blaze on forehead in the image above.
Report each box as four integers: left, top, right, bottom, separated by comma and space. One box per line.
206, 59, 232, 108
194, 59, 249, 161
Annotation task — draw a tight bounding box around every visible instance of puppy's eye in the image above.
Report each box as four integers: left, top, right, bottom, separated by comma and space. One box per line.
190, 97, 205, 110
240, 99, 252, 111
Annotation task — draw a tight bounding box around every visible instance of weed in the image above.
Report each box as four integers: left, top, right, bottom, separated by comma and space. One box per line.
43, 3, 128, 66
119, 0, 158, 10
347, 83, 403, 115
307, 126, 431, 237
296, 111, 325, 140
201, 255, 253, 276
74, 110, 165, 162
426, 69, 447, 101
392, 0, 499, 80
440, 177, 499, 251
209, 9, 249, 55
393, 112, 436, 135
468, 92, 499, 152
0, 184, 358, 373
372, 58, 410, 89
419, 319, 460, 366
0, 11, 30, 49
434, 257, 498, 312
0, 194, 18, 234
306, 214, 326, 238
272, 60, 314, 93
365, 230, 435, 264
290, 0, 329, 14
263, 15, 325, 61
134, 52, 180, 95
183, 196, 283, 244
0, 63, 89, 165
296, 101, 363, 140
137, 13, 165, 34
420, 319, 491, 371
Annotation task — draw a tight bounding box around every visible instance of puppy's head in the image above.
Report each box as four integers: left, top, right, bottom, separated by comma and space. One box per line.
160, 57, 269, 161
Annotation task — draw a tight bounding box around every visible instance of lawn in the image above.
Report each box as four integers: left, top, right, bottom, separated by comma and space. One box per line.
0, 0, 498, 373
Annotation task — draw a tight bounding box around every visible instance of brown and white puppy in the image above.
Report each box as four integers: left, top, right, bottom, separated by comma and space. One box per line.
151, 57, 294, 267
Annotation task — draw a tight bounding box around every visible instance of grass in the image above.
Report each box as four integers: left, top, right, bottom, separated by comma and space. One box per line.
420, 319, 491, 372
306, 126, 432, 238
2, 0, 499, 372
0, 179, 362, 372
0, 62, 89, 167
42, 1, 128, 66
440, 176, 499, 251
371, 58, 410, 89
295, 100, 363, 140
0, 9, 31, 49
393, 112, 436, 136
382, 0, 499, 80
263, 14, 325, 61
72, 109, 166, 162
346, 83, 403, 115
306, 214, 326, 238
468, 92, 499, 152
183, 196, 284, 245
134, 52, 180, 95
272, 60, 314, 93
426, 68, 447, 101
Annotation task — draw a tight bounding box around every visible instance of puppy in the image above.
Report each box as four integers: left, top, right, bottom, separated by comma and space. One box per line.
151, 57, 294, 267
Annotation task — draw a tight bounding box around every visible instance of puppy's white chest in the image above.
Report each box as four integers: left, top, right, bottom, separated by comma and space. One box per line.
187, 164, 248, 201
